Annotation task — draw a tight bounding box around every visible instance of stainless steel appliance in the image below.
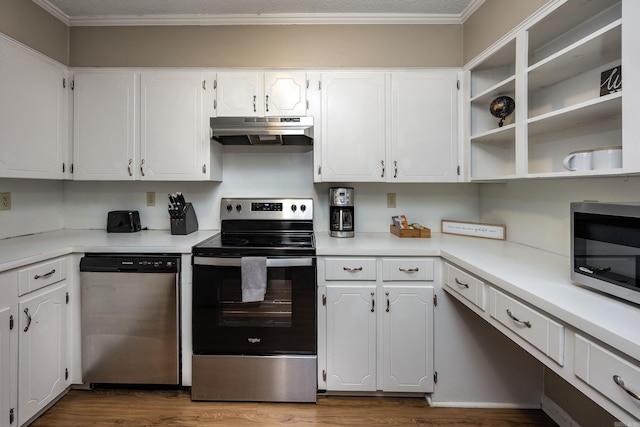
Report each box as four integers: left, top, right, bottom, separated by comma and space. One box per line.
80, 254, 180, 385
571, 202, 640, 305
210, 116, 313, 145
191, 198, 316, 402
329, 187, 354, 238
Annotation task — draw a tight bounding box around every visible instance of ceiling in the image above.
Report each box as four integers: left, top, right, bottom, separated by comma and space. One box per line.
33, 0, 485, 26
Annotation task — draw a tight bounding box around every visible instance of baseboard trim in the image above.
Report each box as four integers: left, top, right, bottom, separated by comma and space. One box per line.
541, 395, 581, 427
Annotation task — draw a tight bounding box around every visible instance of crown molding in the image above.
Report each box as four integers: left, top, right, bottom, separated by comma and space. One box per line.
32, 0, 486, 27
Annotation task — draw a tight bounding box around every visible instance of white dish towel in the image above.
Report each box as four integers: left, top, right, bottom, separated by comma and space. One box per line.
241, 257, 267, 302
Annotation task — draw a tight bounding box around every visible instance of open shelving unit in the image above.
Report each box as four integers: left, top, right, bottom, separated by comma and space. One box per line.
466, 0, 629, 181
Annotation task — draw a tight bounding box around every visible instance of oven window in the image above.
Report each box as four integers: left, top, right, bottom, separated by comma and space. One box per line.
220, 269, 292, 328
574, 212, 640, 290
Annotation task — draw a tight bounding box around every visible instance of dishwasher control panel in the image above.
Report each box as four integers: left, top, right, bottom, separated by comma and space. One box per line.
80, 255, 180, 273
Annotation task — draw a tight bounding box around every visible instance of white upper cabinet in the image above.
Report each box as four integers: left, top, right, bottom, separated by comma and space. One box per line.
389, 71, 459, 182
73, 71, 221, 181
466, 0, 636, 180
215, 71, 307, 117
0, 36, 67, 179
73, 72, 137, 180
140, 72, 210, 181
320, 72, 387, 182
319, 71, 459, 183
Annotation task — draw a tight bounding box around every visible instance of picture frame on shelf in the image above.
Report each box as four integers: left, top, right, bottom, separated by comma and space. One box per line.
600, 66, 621, 97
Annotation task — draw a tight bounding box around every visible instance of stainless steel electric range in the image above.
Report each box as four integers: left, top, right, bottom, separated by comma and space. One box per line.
191, 198, 317, 402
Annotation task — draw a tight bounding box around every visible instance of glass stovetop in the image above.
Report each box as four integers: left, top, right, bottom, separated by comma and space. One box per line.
193, 232, 315, 257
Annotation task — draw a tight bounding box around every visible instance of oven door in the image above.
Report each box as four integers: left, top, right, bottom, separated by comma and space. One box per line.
192, 257, 316, 355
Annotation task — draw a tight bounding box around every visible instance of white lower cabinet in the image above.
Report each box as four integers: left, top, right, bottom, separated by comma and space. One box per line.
18, 283, 68, 425
319, 257, 435, 394
575, 334, 640, 420
0, 257, 70, 427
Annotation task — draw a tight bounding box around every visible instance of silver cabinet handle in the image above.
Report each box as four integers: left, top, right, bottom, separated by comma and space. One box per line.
34, 269, 55, 280
506, 309, 531, 328
381, 160, 385, 178
202, 80, 206, 90
266, 95, 269, 112
23, 308, 32, 332
385, 291, 390, 312
370, 291, 375, 312
613, 375, 640, 401
140, 159, 145, 177
399, 267, 419, 273
454, 277, 469, 288
394, 160, 398, 178
343, 266, 363, 272
128, 159, 133, 176
253, 95, 256, 112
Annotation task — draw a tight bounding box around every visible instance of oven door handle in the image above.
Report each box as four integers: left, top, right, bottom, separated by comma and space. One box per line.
193, 256, 314, 267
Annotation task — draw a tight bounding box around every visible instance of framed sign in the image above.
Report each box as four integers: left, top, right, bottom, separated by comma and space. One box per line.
441, 220, 506, 240
600, 66, 621, 96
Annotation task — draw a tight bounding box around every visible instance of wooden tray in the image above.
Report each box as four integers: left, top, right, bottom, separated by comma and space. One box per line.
390, 224, 431, 238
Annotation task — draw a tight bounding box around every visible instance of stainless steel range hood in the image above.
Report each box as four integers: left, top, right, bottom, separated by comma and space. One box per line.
210, 117, 313, 145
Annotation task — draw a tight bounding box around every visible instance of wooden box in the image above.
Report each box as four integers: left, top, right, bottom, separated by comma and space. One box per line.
390, 224, 431, 238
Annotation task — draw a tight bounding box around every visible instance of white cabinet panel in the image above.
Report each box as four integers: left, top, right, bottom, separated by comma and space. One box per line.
0, 37, 66, 179
320, 72, 387, 182
72, 72, 137, 180
489, 287, 564, 365
575, 334, 640, 419
18, 283, 67, 426
215, 72, 261, 117
382, 258, 434, 282
444, 262, 486, 311
381, 286, 434, 392
325, 285, 377, 391
264, 72, 307, 116
18, 257, 67, 296
324, 258, 377, 281
389, 72, 458, 182
140, 72, 206, 180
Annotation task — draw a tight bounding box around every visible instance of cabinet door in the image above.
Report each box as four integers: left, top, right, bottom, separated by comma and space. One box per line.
215, 72, 261, 116
264, 72, 307, 116
0, 38, 66, 179
381, 286, 434, 392
140, 72, 206, 180
0, 306, 17, 427
18, 284, 67, 426
390, 72, 458, 182
325, 285, 376, 391
321, 73, 386, 182
73, 72, 137, 180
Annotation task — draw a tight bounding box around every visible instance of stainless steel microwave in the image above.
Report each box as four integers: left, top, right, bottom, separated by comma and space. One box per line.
571, 202, 640, 305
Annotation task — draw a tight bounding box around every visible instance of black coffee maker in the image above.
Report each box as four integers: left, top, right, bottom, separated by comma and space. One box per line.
329, 187, 354, 238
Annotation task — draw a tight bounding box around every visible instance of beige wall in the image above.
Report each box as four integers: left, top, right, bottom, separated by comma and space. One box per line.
463, 0, 549, 64
70, 24, 462, 68
0, 0, 68, 64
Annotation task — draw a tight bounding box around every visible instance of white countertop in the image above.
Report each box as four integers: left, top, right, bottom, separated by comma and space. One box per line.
2, 229, 638, 362
0, 229, 219, 271
316, 232, 640, 362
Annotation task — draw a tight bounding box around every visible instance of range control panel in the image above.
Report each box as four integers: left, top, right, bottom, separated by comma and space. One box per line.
221, 198, 313, 221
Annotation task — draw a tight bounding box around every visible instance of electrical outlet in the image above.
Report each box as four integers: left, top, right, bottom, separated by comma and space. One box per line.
387, 193, 396, 208
0, 192, 11, 211
146, 192, 156, 206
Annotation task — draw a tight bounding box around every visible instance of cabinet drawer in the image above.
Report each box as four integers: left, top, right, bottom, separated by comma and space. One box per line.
18, 257, 67, 296
575, 335, 640, 419
444, 263, 485, 310
324, 258, 376, 281
382, 258, 433, 281
489, 287, 564, 365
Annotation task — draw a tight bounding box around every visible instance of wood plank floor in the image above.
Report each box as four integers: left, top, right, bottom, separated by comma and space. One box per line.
31, 389, 559, 427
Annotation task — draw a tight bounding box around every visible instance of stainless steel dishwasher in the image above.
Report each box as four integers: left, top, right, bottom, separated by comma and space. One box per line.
80, 254, 181, 385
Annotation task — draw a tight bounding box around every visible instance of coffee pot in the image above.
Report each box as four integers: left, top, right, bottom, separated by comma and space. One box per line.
329, 187, 354, 238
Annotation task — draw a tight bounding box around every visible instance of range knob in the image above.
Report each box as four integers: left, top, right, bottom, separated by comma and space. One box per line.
300, 204, 306, 212
291, 204, 297, 212
226, 204, 233, 212
236, 204, 242, 212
